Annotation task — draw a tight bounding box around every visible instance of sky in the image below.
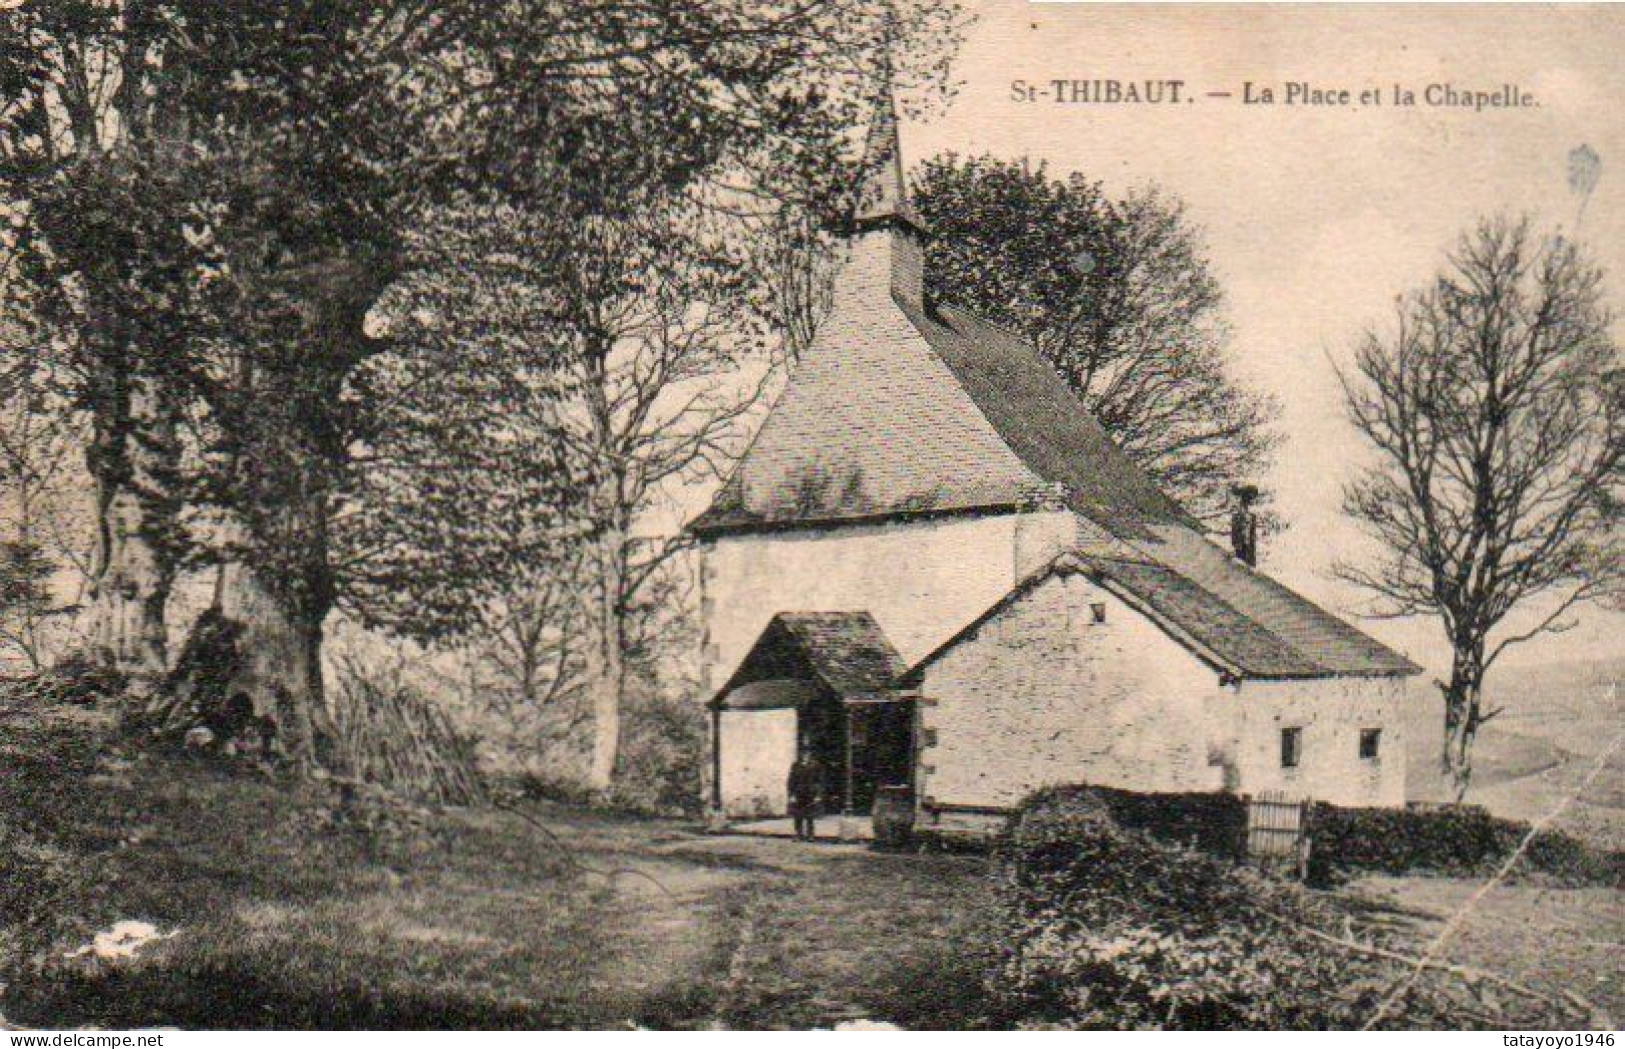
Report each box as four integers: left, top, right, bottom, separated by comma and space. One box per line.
899, 2, 1625, 674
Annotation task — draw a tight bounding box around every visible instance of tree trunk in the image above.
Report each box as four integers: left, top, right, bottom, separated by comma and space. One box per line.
84, 378, 176, 687
85, 487, 170, 678
1440, 643, 1486, 801
214, 560, 337, 769
192, 253, 380, 770
584, 517, 629, 793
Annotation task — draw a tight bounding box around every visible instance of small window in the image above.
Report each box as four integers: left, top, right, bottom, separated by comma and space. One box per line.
1280, 726, 1302, 769
1359, 728, 1381, 761
1090, 602, 1107, 624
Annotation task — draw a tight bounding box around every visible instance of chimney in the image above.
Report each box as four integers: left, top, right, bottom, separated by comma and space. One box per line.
1229, 484, 1259, 567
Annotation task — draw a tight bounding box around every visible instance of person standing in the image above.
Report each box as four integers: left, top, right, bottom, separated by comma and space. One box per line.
787, 746, 823, 841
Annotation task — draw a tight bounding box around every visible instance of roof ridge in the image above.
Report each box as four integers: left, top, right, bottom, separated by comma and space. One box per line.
1087, 526, 1343, 673
927, 299, 1033, 350
1122, 523, 1422, 676
1060, 549, 1331, 676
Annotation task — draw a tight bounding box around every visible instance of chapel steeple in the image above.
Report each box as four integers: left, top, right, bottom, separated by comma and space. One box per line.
853, 81, 924, 234
846, 68, 926, 308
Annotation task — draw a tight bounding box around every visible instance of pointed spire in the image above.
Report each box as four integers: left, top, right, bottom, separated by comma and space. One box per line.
851, 51, 925, 235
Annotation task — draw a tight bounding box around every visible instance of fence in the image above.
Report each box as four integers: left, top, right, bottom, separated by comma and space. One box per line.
1246, 790, 1310, 876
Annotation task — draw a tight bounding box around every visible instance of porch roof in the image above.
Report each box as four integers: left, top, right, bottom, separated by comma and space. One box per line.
712, 611, 909, 708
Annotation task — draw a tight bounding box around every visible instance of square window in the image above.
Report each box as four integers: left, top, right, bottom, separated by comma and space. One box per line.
1090, 602, 1107, 624
1359, 728, 1381, 760
1280, 726, 1302, 769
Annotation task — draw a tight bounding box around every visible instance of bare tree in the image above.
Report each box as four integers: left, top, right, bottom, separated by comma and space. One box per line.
1339, 216, 1622, 798
0, 322, 92, 671
439, 202, 767, 791
457, 554, 591, 769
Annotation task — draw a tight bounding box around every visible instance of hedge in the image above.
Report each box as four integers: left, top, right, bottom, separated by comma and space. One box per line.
1014, 783, 1621, 889
982, 790, 1477, 1029
1032, 784, 1250, 860
1307, 802, 1623, 888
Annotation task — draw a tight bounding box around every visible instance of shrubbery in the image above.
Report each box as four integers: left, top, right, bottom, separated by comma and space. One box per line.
504, 693, 706, 818
1307, 803, 1622, 887
981, 789, 1542, 1029
1031, 784, 1248, 858
4, 654, 127, 708
609, 692, 706, 816
1010, 784, 1621, 890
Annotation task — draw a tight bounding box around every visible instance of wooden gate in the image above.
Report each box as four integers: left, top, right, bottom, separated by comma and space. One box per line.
1246, 791, 1310, 876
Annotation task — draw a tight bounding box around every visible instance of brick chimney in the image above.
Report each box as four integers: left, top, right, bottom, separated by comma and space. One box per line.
1229, 484, 1260, 567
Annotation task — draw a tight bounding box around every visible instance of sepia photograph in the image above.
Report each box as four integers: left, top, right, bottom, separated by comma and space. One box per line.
0, 0, 1620, 1034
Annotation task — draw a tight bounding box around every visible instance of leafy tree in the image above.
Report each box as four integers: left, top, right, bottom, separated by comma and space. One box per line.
914, 155, 1278, 526
1339, 216, 1622, 798
0, 1, 201, 681
178, 3, 960, 766
3, 0, 963, 767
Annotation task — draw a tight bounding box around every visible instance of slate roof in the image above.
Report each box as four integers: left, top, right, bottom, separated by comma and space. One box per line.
687, 291, 1197, 539
905, 301, 1198, 537
714, 612, 910, 707
903, 554, 1419, 682
1090, 558, 1332, 678
1130, 525, 1421, 677
693, 97, 1418, 681
687, 281, 1045, 536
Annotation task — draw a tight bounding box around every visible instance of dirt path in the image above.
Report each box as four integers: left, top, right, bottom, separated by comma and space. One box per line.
506, 816, 992, 1028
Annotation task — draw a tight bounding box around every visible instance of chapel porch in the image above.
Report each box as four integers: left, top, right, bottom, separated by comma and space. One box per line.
709, 611, 915, 822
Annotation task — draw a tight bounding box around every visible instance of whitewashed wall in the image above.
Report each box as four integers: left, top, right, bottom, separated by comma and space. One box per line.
703, 517, 1409, 814
701, 510, 1083, 691
916, 572, 1224, 810
718, 708, 798, 817
1217, 675, 1409, 806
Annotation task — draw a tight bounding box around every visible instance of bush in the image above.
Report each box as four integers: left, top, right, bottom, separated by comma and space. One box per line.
983, 789, 1474, 1029
498, 693, 705, 819
4, 654, 128, 708
1307, 803, 1622, 888
330, 653, 487, 807
608, 692, 706, 817
1028, 784, 1248, 858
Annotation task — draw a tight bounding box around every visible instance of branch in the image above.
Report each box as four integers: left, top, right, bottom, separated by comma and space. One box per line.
1484, 578, 1602, 669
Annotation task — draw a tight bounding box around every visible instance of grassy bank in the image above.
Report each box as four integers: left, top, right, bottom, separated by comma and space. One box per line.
0, 689, 989, 1029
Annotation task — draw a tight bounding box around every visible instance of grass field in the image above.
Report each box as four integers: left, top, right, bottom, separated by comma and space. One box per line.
1346, 875, 1622, 1023
0, 692, 989, 1030
1, 683, 1616, 1030
1406, 657, 1625, 847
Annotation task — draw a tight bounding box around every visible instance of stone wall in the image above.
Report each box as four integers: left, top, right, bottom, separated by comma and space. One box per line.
1216, 675, 1409, 807
916, 572, 1225, 811
912, 568, 1410, 812
703, 519, 1410, 814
